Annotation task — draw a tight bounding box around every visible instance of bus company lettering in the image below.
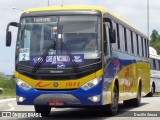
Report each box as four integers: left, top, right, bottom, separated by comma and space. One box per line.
66, 82, 80, 88
33, 18, 51, 23
46, 55, 70, 64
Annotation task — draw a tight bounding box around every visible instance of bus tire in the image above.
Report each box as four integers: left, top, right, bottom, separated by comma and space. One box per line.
149, 84, 155, 97
123, 83, 141, 107
34, 105, 51, 117
104, 85, 119, 116
132, 84, 141, 107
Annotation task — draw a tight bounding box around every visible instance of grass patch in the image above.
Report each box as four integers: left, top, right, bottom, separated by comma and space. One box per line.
0, 88, 16, 99
0, 73, 16, 99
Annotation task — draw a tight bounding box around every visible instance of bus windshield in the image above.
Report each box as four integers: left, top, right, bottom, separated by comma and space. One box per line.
16, 15, 101, 69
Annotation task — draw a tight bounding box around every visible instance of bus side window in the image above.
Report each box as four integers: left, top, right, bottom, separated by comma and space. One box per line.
111, 22, 117, 50
130, 31, 134, 54
119, 25, 125, 52
153, 59, 156, 70
158, 60, 160, 70
127, 29, 132, 54
104, 23, 111, 57
156, 59, 159, 70
150, 58, 154, 70
133, 32, 137, 56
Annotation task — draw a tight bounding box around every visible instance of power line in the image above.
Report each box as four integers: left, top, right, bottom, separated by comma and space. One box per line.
48, 0, 49, 6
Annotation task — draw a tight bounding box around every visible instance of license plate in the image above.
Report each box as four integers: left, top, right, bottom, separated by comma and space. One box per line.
49, 101, 64, 106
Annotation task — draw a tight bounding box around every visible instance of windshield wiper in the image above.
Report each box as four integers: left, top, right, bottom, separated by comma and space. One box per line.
32, 41, 56, 73
60, 40, 81, 73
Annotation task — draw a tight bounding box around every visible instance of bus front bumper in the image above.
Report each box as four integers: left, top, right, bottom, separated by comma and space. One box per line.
16, 81, 104, 107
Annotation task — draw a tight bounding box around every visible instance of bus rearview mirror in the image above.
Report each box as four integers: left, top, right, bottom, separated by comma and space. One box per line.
6, 31, 12, 47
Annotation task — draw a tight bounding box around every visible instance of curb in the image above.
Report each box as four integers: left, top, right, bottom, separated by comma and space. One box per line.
0, 98, 16, 104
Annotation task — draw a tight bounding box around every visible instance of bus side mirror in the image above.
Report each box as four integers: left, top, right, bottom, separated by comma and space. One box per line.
6, 31, 12, 47
110, 29, 116, 43
6, 22, 19, 47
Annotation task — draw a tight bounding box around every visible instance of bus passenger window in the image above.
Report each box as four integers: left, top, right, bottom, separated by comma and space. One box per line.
116, 23, 120, 50
127, 29, 131, 54
130, 31, 134, 54
136, 34, 139, 56
141, 37, 144, 57
133, 33, 137, 56
124, 28, 127, 52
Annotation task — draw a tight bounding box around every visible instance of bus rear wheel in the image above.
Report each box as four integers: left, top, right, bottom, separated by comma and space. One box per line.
123, 84, 141, 107
34, 105, 51, 117
104, 85, 119, 116
132, 83, 141, 107
149, 84, 155, 97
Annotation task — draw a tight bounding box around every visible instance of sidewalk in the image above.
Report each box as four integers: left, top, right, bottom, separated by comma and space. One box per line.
0, 98, 16, 104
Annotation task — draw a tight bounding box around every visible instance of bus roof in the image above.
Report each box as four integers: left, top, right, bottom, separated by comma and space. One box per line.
150, 54, 160, 60
25, 6, 107, 13
24, 6, 147, 38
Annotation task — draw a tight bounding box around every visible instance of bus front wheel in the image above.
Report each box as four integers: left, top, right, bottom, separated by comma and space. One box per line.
34, 105, 51, 117
103, 85, 119, 116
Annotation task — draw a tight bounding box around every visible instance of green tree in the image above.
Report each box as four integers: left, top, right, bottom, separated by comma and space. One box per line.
150, 29, 159, 43
150, 29, 160, 54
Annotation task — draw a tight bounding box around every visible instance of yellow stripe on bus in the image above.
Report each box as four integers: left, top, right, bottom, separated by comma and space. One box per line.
15, 69, 103, 90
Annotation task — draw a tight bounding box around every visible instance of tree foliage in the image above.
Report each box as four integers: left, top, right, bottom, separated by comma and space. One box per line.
0, 72, 15, 89
150, 29, 160, 54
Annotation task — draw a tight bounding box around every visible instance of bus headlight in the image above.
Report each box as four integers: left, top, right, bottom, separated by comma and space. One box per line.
16, 78, 32, 90
81, 77, 102, 90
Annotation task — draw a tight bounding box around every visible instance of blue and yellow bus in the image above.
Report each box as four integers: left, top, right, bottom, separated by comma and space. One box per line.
6, 6, 150, 116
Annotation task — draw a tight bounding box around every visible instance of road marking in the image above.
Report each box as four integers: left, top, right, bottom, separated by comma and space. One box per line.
5, 103, 15, 111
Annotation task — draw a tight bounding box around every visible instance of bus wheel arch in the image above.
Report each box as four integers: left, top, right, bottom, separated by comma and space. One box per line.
123, 80, 142, 107
104, 79, 119, 116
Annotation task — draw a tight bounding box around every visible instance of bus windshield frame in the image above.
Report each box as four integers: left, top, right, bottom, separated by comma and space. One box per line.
16, 14, 102, 70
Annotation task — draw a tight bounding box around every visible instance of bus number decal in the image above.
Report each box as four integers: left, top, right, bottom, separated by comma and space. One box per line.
19, 48, 30, 61
66, 82, 80, 88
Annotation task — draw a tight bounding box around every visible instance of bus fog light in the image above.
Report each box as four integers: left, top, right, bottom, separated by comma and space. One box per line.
17, 96, 26, 102
88, 95, 100, 102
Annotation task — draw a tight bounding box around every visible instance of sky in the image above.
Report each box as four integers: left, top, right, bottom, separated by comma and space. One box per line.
0, 0, 159, 75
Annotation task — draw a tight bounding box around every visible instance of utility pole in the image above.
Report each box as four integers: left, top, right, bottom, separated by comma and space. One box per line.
48, 0, 49, 6
147, 0, 149, 39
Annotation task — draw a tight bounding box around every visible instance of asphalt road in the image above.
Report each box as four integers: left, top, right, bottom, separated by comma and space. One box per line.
0, 96, 160, 120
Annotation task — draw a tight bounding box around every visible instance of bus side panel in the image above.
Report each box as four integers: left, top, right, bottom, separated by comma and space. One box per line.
136, 62, 150, 96
102, 51, 150, 105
